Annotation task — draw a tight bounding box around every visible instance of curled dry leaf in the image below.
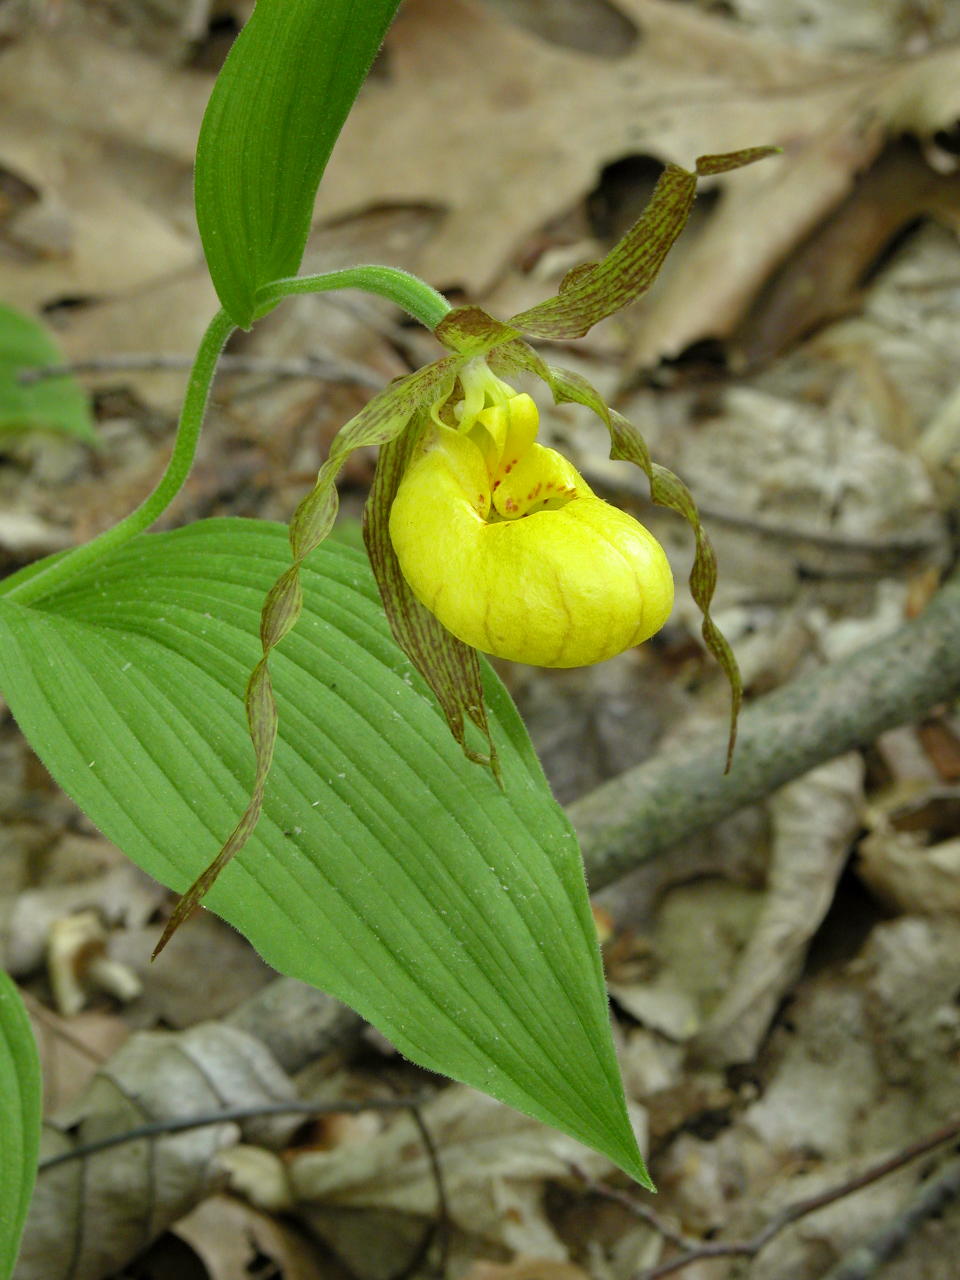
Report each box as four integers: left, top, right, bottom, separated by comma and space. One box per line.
731, 139, 960, 369
46, 909, 142, 1017
858, 785, 960, 917
859, 829, 960, 917
16, 1022, 298, 1280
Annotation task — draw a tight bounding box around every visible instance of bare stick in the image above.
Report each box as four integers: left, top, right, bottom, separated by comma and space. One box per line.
17, 351, 382, 389
578, 1115, 960, 1279
38, 1095, 449, 1277
573, 573, 960, 890
822, 1154, 960, 1280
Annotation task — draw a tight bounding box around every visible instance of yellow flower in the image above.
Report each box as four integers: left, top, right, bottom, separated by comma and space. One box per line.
389, 373, 673, 666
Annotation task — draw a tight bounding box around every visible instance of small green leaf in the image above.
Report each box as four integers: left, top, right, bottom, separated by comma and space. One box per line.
0, 971, 41, 1280
196, 0, 402, 327
0, 304, 95, 442
0, 520, 650, 1184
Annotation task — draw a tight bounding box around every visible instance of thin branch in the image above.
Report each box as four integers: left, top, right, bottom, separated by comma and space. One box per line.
17, 351, 382, 390
573, 571, 960, 891
570, 1165, 688, 1250
581, 1115, 960, 1279
822, 1153, 960, 1280
38, 1093, 450, 1278
403, 1105, 451, 1278
38, 1095, 427, 1170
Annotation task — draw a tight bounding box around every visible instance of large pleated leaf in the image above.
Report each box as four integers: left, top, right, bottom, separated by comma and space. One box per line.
0, 971, 40, 1280
0, 520, 647, 1183
195, 0, 401, 327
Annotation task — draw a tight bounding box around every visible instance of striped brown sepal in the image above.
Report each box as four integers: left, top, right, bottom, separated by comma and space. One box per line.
363, 412, 500, 778
507, 147, 778, 342
510, 351, 741, 771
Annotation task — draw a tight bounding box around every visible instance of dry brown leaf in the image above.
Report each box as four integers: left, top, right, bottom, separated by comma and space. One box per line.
606, 880, 762, 1040
917, 717, 960, 782
858, 829, 960, 917
858, 787, 960, 917
16, 1022, 299, 1280
690, 754, 864, 1067
25, 1001, 131, 1114
174, 1193, 330, 1280
319, 0, 960, 373
1, 861, 166, 976
731, 141, 960, 369
290, 1084, 647, 1259
324, 0, 849, 295
0, 24, 214, 411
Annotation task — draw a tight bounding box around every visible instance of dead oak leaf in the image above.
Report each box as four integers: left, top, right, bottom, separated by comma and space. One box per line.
320, 0, 960, 370
319, 0, 855, 296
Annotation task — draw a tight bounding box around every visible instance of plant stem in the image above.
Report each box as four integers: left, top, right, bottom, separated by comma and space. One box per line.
1, 308, 235, 606
0, 267, 451, 607
254, 264, 452, 330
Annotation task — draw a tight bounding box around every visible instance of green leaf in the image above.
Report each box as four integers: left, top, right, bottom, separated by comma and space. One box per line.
153, 356, 462, 953
0, 304, 95, 442
196, 0, 402, 328
0, 520, 649, 1185
0, 971, 41, 1280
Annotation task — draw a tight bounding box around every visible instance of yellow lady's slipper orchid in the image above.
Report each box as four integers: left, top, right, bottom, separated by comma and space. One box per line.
162, 149, 774, 942
389, 375, 673, 667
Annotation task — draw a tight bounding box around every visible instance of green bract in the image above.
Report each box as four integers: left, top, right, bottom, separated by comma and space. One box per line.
196, 0, 403, 327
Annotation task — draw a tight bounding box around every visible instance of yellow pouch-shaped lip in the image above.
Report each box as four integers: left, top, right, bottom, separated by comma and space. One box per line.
389, 415, 674, 668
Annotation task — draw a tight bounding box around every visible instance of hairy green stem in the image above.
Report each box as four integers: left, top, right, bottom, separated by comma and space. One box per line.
1, 266, 451, 607
255, 265, 452, 329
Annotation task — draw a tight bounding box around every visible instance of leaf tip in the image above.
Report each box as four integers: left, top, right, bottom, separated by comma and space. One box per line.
695, 145, 782, 176
151, 896, 199, 959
